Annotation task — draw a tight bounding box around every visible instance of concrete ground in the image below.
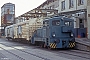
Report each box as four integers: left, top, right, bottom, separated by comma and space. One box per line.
75, 38, 90, 51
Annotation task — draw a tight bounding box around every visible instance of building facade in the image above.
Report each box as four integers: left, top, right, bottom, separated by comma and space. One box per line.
37, 0, 89, 38
58, 0, 87, 38
1, 3, 15, 36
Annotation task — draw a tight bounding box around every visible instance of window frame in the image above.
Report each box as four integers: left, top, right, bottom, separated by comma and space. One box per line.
52, 20, 60, 26
64, 21, 72, 26
61, 1, 65, 10
7, 28, 10, 35
78, 0, 84, 5
69, 0, 74, 8
43, 20, 49, 27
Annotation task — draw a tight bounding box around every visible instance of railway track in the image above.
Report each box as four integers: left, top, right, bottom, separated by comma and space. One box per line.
0, 39, 90, 60
0, 46, 25, 60
0, 43, 50, 60
53, 49, 90, 60
69, 49, 90, 56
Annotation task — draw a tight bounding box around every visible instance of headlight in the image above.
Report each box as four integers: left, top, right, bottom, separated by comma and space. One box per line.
71, 33, 73, 37
53, 34, 56, 37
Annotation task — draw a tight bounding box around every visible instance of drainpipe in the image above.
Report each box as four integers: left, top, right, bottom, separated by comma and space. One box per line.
76, 0, 77, 10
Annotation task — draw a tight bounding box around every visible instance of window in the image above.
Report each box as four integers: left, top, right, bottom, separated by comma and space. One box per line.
61, 1, 65, 10
79, 19, 84, 28
80, 19, 82, 23
7, 28, 10, 35
18, 25, 22, 35
78, 0, 84, 5
6, 14, 13, 21
17, 28, 18, 35
69, 0, 74, 8
50, 6, 52, 9
65, 21, 72, 26
43, 20, 49, 26
52, 20, 60, 26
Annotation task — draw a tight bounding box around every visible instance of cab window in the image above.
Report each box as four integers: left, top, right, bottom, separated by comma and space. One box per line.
65, 21, 72, 26
52, 20, 60, 26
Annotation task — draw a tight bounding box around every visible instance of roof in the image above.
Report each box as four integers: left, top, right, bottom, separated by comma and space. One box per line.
1, 2, 15, 8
